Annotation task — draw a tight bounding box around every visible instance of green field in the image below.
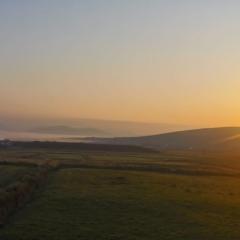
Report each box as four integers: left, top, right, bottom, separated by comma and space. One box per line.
2, 169, 240, 240
0, 165, 35, 187
1, 146, 240, 239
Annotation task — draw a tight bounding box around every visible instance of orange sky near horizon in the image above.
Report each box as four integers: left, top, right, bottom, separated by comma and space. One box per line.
1, 1, 240, 127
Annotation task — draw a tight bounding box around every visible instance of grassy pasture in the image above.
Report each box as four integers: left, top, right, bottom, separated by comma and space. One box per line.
0, 165, 35, 187
1, 147, 240, 176
1, 168, 240, 240
1, 145, 240, 239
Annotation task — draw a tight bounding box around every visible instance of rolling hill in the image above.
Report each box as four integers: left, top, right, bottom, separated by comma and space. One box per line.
90, 127, 240, 152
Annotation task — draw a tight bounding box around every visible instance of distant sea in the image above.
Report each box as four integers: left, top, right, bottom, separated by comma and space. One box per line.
0, 130, 85, 142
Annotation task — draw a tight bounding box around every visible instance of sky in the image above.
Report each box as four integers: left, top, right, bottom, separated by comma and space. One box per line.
1, 0, 240, 127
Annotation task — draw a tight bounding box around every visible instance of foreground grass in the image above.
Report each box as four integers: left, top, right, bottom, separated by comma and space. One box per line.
0, 165, 35, 187
2, 168, 240, 240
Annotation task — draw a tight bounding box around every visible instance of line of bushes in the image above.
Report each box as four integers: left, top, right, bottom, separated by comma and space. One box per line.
0, 166, 50, 226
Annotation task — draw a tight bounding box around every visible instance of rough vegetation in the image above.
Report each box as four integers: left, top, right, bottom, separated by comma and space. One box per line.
1, 143, 240, 239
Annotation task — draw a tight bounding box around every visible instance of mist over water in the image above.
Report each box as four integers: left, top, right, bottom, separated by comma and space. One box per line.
0, 117, 190, 141
0, 130, 83, 142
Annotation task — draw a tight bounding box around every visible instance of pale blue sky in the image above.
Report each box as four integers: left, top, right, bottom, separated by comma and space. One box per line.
1, 1, 240, 126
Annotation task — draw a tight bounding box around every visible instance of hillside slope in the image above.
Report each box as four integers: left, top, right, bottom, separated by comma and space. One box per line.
92, 127, 240, 151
